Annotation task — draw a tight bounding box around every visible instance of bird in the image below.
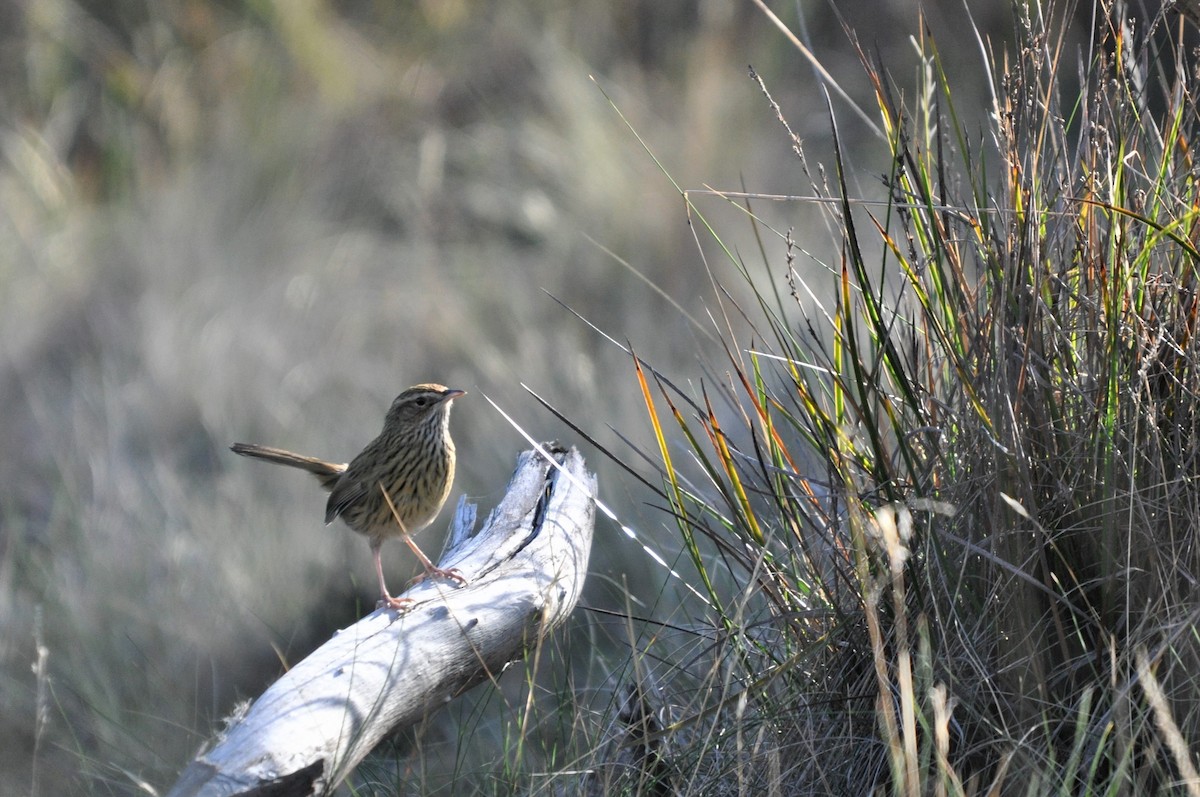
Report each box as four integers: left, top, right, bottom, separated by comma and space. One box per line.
231, 383, 466, 610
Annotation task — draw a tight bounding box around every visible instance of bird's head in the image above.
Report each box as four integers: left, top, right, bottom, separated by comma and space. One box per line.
384, 383, 466, 430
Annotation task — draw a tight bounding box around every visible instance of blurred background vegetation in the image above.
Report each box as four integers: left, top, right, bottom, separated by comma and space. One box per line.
0, 0, 1129, 794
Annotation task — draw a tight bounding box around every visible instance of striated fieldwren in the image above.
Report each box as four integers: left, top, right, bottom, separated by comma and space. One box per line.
231, 383, 466, 610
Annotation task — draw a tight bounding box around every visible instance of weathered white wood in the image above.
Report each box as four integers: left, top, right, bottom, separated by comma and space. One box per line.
168, 445, 595, 797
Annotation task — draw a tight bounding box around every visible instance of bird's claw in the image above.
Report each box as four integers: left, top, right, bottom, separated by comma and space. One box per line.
377, 595, 416, 612
409, 566, 468, 587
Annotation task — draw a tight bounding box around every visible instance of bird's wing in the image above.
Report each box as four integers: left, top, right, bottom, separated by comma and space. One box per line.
325, 476, 368, 524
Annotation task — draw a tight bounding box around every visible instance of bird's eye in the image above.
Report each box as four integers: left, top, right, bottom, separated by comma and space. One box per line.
414, 397, 430, 407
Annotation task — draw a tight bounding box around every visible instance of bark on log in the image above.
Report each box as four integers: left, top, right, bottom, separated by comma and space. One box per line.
167, 444, 595, 797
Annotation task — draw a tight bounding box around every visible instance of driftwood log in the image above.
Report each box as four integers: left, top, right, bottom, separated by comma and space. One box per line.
168, 444, 595, 797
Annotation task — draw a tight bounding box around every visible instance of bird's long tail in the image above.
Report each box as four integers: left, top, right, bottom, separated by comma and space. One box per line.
229, 442, 346, 491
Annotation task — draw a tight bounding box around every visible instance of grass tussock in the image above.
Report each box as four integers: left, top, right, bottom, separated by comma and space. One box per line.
561, 1, 1200, 793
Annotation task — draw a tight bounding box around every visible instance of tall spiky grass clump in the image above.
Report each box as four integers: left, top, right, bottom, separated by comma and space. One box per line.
597, 3, 1200, 793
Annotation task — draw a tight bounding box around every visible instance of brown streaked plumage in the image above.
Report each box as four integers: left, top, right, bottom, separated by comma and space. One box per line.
231, 383, 466, 610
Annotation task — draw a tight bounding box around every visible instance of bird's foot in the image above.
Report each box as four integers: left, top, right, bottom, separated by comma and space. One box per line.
409, 566, 468, 587
377, 594, 416, 612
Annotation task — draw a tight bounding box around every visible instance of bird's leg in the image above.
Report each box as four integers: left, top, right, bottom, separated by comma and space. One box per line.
400, 532, 468, 586
372, 539, 414, 611
378, 484, 468, 587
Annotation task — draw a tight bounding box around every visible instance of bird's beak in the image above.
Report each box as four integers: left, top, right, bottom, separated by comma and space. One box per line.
443, 388, 467, 401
